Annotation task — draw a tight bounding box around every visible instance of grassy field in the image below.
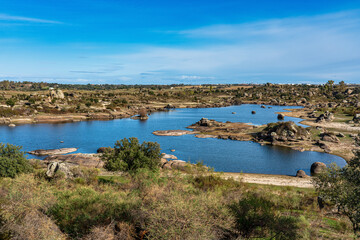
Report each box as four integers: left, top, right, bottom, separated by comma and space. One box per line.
0, 167, 355, 239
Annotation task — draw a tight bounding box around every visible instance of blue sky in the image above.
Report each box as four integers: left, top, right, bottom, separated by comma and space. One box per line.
1, 0, 360, 84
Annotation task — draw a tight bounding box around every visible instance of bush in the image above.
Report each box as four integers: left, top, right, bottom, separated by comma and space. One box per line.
228, 194, 303, 239
48, 186, 135, 238
0, 143, 33, 178
102, 137, 161, 173
5, 98, 16, 107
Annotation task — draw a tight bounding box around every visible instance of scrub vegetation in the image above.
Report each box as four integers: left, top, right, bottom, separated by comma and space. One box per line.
0, 141, 357, 239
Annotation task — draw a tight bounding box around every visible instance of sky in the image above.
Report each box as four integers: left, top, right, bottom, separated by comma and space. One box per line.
1, 0, 360, 85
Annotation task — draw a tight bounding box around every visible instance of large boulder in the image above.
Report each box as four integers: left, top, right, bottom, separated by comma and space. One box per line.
46, 161, 74, 178
50, 89, 65, 99
169, 160, 187, 171
277, 114, 285, 120
296, 170, 308, 178
310, 162, 327, 175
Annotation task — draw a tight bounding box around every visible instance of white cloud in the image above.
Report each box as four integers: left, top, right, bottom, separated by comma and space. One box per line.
101, 10, 360, 83
0, 13, 62, 24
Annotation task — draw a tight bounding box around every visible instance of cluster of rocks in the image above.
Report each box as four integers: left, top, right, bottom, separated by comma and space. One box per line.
159, 154, 187, 170
315, 111, 334, 123
257, 121, 310, 143
191, 118, 225, 127
295, 162, 327, 178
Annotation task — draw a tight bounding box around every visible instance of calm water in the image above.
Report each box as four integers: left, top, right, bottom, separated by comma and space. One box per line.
0, 104, 346, 175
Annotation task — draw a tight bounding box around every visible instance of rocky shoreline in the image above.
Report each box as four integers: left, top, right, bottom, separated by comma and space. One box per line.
0, 100, 306, 126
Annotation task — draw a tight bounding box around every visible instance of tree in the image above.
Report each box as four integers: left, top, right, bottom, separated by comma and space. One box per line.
85, 102, 91, 108
101, 137, 161, 172
0, 143, 33, 178
314, 151, 360, 237
5, 98, 16, 108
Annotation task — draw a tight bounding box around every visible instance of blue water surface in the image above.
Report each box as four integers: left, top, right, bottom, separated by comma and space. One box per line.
0, 104, 346, 175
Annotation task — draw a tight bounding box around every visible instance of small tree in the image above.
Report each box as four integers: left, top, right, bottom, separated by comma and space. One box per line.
102, 137, 161, 172
314, 151, 360, 237
5, 98, 16, 108
0, 143, 33, 178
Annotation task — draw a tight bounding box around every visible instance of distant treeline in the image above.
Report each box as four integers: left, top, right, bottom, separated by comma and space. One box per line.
1, 80, 358, 91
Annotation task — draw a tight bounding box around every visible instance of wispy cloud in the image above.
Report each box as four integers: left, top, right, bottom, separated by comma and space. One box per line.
100, 10, 360, 83
0, 13, 62, 24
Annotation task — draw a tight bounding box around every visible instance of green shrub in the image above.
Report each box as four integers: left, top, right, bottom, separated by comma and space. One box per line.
102, 137, 161, 173
228, 194, 304, 239
48, 186, 135, 238
0, 143, 33, 178
5, 98, 16, 107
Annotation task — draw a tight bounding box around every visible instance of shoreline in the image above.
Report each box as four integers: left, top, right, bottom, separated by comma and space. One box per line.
0, 101, 303, 126
20, 103, 355, 188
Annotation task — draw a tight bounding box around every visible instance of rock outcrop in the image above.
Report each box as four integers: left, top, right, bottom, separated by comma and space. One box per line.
44, 153, 103, 168
315, 111, 334, 123
321, 132, 340, 143
28, 148, 78, 156
50, 89, 65, 99
190, 118, 224, 128
257, 121, 310, 143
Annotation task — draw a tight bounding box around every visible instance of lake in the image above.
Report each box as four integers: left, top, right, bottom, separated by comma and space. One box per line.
0, 104, 346, 175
